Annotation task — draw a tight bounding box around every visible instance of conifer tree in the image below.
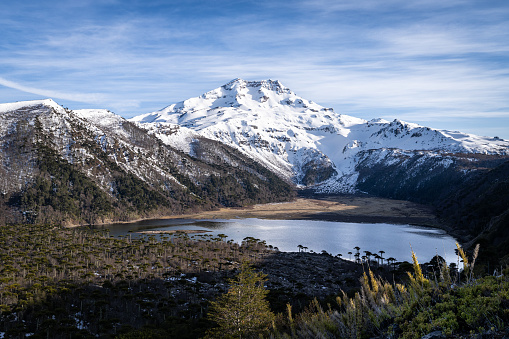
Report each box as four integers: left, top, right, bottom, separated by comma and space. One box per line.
206, 263, 275, 338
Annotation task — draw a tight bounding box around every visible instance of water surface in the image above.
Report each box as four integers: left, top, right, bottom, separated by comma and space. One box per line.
97, 218, 459, 264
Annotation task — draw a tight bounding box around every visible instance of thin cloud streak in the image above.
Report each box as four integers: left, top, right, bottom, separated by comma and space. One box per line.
0, 77, 106, 104
298, 0, 467, 12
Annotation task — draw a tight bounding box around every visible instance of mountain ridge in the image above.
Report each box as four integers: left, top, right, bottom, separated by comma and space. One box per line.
2, 83, 508, 263
129, 78, 509, 194
0, 98, 295, 225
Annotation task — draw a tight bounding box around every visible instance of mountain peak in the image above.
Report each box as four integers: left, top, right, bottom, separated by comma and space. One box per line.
221, 78, 291, 95
130, 78, 509, 191
131, 78, 317, 125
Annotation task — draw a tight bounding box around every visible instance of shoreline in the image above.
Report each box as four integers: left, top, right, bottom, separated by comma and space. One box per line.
86, 196, 444, 229
79, 195, 468, 247
165, 196, 442, 226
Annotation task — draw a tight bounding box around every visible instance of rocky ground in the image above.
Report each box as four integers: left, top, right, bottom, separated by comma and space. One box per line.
260, 251, 363, 296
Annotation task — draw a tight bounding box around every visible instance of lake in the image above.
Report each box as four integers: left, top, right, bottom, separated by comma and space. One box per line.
95, 217, 460, 265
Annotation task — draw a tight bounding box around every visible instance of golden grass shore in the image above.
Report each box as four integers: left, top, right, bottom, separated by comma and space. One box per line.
79, 196, 442, 229
160, 196, 440, 227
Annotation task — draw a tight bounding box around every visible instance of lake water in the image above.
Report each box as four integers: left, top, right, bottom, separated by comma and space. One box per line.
96, 218, 460, 264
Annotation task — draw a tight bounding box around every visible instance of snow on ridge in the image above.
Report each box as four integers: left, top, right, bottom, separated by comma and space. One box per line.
222, 78, 290, 93
368, 118, 390, 124
130, 78, 325, 125
74, 109, 125, 129
0, 99, 65, 114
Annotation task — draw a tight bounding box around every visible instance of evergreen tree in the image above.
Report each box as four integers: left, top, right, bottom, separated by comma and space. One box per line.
206, 263, 275, 338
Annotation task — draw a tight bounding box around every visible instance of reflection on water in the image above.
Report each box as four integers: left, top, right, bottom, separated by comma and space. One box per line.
96, 219, 196, 234
92, 218, 459, 264
192, 221, 228, 229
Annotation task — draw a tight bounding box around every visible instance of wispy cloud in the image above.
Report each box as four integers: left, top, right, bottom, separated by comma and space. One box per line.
0, 77, 106, 103
1, 0, 508, 138
297, 0, 477, 13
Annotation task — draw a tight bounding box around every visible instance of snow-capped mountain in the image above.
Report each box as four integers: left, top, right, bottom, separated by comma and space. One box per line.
131, 79, 509, 195
2, 87, 508, 265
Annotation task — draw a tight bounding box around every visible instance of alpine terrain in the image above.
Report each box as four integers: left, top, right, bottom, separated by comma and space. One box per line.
131, 78, 509, 202
1, 80, 509, 338
1, 79, 508, 261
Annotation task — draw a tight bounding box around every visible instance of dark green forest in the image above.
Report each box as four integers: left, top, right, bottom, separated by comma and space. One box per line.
0, 111, 295, 226
355, 152, 509, 268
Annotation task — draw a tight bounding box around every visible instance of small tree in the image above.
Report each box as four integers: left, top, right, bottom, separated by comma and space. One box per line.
206, 263, 275, 338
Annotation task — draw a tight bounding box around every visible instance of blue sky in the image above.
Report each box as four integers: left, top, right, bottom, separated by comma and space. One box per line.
1, 0, 509, 139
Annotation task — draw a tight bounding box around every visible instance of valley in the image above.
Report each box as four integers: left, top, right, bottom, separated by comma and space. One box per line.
3, 0, 509, 334
0, 79, 508, 338
0, 82, 507, 262
0, 81, 507, 261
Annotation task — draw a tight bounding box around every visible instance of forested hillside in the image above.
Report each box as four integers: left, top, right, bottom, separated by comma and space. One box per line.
0, 100, 295, 226
435, 160, 509, 266
352, 150, 509, 266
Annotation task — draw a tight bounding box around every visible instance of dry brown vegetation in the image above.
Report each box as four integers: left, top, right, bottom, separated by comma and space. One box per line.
161, 196, 439, 227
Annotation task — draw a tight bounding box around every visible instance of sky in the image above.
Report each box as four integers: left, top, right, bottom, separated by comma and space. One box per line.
1, 0, 509, 139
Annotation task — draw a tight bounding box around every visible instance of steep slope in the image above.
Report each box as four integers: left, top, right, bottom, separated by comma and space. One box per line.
0, 100, 295, 225
131, 79, 509, 195
423, 159, 509, 267
132, 78, 341, 184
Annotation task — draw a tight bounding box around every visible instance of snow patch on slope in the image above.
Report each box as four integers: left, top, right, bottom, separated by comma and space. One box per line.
139, 122, 198, 155
74, 109, 124, 129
